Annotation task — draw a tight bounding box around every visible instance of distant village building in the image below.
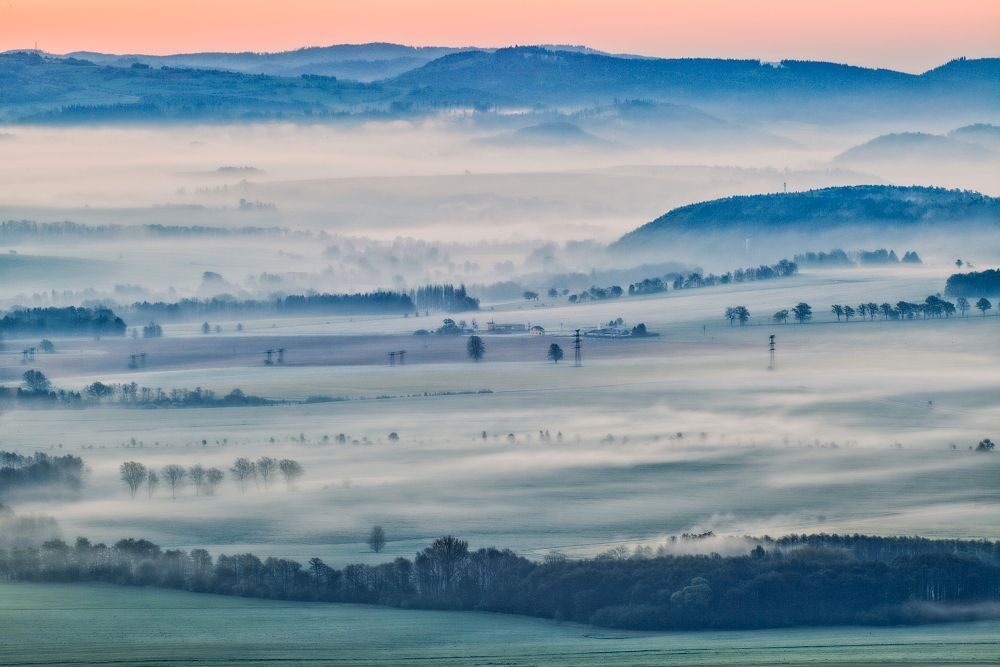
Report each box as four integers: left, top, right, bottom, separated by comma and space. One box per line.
529, 325, 545, 336
487, 321, 527, 334
584, 326, 630, 338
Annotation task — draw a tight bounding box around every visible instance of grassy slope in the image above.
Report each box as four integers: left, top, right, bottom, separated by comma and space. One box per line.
1, 582, 997, 666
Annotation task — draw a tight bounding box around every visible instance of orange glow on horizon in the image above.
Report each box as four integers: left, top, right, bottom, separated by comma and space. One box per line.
0, 0, 997, 73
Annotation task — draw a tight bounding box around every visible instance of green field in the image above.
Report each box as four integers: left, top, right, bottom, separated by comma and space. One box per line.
1, 582, 997, 667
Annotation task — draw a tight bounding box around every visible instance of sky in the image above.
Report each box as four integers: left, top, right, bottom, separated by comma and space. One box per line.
0, 0, 997, 73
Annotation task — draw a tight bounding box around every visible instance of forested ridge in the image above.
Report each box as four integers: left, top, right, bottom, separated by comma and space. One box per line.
2, 48, 997, 124
1, 531, 997, 631
614, 186, 1000, 249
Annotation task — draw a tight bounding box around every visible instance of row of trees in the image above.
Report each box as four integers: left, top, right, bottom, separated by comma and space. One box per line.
119, 458, 304, 499
2, 532, 997, 631
732, 297, 995, 326
830, 296, 993, 322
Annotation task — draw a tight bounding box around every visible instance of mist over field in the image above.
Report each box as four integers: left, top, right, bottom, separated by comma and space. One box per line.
0, 43, 998, 653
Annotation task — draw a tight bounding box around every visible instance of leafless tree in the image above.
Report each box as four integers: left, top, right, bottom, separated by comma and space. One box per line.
161, 464, 186, 499
278, 459, 304, 490
257, 456, 278, 491
189, 464, 206, 496
204, 468, 224, 495
367, 525, 387, 553
120, 461, 147, 499
230, 458, 256, 493
146, 470, 159, 498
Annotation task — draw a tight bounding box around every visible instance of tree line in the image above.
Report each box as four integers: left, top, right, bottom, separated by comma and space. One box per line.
726, 295, 995, 326
118, 291, 415, 323
410, 284, 480, 313
0, 373, 276, 409
0, 451, 86, 499
119, 458, 304, 499
0, 219, 315, 240
0, 306, 126, 337
1, 532, 997, 631
945, 269, 1000, 299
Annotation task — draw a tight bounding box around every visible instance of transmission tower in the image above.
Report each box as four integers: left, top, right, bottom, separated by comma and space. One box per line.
574, 329, 581, 367
398, 350, 405, 365
768, 335, 775, 371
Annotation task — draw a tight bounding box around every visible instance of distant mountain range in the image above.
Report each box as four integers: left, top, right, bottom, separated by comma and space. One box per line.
0, 45, 997, 125
833, 130, 999, 164
611, 185, 1000, 251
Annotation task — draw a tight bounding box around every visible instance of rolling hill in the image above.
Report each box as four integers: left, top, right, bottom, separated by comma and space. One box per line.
611, 186, 1000, 251
1, 46, 997, 124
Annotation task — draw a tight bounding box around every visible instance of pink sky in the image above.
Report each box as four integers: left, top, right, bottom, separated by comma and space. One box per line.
1, 0, 997, 73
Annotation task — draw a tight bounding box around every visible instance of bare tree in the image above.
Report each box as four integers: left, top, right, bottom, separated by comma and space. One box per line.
230, 458, 256, 493
367, 525, 387, 553
161, 464, 186, 499
120, 461, 147, 499
257, 456, 278, 491
146, 471, 159, 498
189, 464, 206, 496
278, 459, 304, 490
204, 468, 224, 495
956, 297, 970, 317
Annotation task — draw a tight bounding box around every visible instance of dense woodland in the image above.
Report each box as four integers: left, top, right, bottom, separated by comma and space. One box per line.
945, 269, 1000, 298
0, 452, 86, 499
615, 186, 1000, 249
0, 306, 126, 337
0, 531, 997, 630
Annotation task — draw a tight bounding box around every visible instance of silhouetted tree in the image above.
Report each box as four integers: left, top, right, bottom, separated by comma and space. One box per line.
523, 291, 539, 301
230, 458, 256, 493
204, 468, 224, 495
880, 303, 895, 320
120, 461, 147, 499
39, 339, 55, 353
831, 304, 843, 321
367, 525, 387, 553
976, 298, 992, 316
547, 343, 564, 363
467, 335, 485, 362
161, 464, 186, 499
843, 305, 855, 322
735, 306, 750, 325
22, 369, 50, 393
188, 464, 206, 496
725, 307, 737, 326
792, 302, 812, 323
957, 297, 970, 317
278, 459, 304, 490
257, 457, 278, 491
976, 439, 994, 451
547, 288, 558, 298
772, 310, 789, 324
388, 432, 399, 442
146, 470, 159, 498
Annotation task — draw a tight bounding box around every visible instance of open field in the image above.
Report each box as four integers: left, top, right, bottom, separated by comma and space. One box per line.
2, 583, 998, 667
2, 268, 997, 565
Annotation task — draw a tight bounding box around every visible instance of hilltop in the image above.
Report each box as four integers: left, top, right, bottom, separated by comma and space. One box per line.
611, 186, 1000, 251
